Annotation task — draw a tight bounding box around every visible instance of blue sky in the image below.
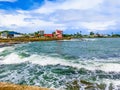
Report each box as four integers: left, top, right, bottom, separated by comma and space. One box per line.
0, 0, 120, 34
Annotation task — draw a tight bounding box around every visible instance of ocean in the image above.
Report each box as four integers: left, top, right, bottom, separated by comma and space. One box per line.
0, 38, 120, 90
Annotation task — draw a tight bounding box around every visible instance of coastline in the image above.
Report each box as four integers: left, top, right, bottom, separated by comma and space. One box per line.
0, 37, 72, 48
0, 37, 70, 47
0, 37, 65, 43
0, 37, 118, 47
0, 82, 53, 90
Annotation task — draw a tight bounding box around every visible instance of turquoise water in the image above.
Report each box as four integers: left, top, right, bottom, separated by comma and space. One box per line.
0, 38, 120, 89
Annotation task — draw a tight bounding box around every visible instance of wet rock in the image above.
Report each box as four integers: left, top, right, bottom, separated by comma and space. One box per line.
96, 83, 106, 89
80, 80, 93, 85
66, 80, 80, 90
65, 80, 114, 90
109, 83, 114, 90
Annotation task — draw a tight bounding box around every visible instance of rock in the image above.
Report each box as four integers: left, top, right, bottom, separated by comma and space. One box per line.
80, 80, 93, 85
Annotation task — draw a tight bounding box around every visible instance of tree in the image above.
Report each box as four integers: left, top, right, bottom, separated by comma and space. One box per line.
90, 31, 94, 35
34, 31, 40, 37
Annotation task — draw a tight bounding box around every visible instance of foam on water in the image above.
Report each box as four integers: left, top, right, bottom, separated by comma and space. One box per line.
0, 38, 119, 90
58, 38, 98, 42
0, 46, 14, 53
0, 53, 29, 64
58, 39, 83, 42
0, 53, 120, 89
84, 38, 97, 41
0, 53, 120, 73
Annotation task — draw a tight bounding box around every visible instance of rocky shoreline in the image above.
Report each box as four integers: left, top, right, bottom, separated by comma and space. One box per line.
0, 37, 71, 48
0, 82, 53, 90
0, 37, 66, 43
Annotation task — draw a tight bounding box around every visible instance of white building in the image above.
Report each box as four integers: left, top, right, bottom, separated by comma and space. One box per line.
0, 32, 8, 38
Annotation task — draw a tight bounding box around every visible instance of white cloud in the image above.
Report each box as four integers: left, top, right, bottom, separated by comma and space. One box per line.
60, 0, 103, 10
0, 0, 120, 33
0, 10, 65, 33
81, 21, 116, 31
34, 0, 104, 14
0, 13, 28, 27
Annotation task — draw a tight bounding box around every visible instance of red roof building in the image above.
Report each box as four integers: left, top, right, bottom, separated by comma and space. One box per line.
44, 34, 53, 38
55, 30, 63, 38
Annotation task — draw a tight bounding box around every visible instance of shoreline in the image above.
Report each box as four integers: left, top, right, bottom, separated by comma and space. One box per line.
0, 82, 53, 90
0, 37, 118, 48
0, 37, 65, 43
0, 37, 71, 47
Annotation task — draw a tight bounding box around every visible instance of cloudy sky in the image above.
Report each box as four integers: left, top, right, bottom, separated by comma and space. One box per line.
0, 0, 120, 34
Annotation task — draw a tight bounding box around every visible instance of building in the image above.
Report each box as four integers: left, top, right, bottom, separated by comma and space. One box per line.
55, 30, 63, 38
0, 31, 23, 38
8, 32, 23, 38
39, 30, 44, 37
0, 32, 8, 38
44, 34, 53, 38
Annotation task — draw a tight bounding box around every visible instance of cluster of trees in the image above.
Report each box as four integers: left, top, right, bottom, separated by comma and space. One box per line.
63, 31, 120, 38
112, 34, 120, 37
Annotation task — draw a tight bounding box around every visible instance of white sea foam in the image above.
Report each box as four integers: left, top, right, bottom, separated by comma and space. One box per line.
59, 38, 97, 42
0, 53, 120, 73
0, 46, 14, 53
58, 39, 83, 42
84, 38, 97, 41
0, 48, 6, 53
100, 63, 120, 72
0, 53, 28, 64
0, 53, 120, 90
102, 79, 120, 90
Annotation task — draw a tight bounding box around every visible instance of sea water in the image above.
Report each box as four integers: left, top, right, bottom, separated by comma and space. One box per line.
0, 38, 120, 90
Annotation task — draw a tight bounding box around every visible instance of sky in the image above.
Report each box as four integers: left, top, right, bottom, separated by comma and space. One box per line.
0, 0, 120, 34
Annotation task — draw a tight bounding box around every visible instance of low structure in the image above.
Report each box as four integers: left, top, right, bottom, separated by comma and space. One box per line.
0, 31, 23, 38
44, 34, 53, 38
39, 30, 44, 37
8, 32, 23, 38
55, 30, 63, 38
0, 32, 8, 38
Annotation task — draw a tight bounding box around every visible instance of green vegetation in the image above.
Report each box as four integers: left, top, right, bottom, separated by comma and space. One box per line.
63, 31, 120, 38
112, 34, 120, 37
90, 31, 94, 35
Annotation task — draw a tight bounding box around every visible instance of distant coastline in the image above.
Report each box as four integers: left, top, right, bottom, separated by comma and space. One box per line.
0, 37, 119, 44
0, 37, 67, 43
0, 37, 71, 47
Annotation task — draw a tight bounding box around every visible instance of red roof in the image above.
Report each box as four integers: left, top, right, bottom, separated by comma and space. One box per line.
56, 30, 63, 33
44, 34, 53, 37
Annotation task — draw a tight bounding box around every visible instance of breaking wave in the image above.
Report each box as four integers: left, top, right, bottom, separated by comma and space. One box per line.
0, 52, 120, 89
0, 38, 120, 90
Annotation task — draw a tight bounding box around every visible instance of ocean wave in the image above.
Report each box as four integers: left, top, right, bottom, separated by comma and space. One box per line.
0, 53, 120, 73
84, 38, 97, 41
58, 38, 98, 42
0, 52, 120, 89
0, 61, 120, 89
0, 46, 15, 53
58, 39, 83, 42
